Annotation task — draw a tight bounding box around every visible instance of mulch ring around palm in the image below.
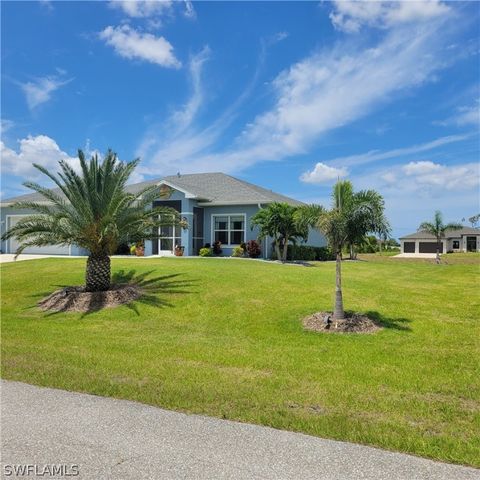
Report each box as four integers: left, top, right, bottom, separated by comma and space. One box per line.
302, 311, 382, 334
38, 284, 141, 313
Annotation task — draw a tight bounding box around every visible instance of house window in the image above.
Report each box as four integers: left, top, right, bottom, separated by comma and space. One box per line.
213, 214, 245, 245
452, 240, 460, 249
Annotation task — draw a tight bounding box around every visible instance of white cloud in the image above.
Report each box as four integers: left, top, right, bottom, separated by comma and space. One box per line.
99, 25, 181, 68
136, 47, 211, 164
0, 119, 14, 135
325, 134, 470, 168
39, 0, 53, 11
376, 160, 479, 192
109, 0, 173, 18
109, 0, 194, 23
330, 0, 450, 33
437, 99, 480, 127
170, 46, 210, 131
200, 19, 453, 171
183, 0, 196, 19
20, 74, 72, 110
136, 4, 460, 178
1, 135, 79, 180
300, 163, 348, 184
402, 161, 479, 190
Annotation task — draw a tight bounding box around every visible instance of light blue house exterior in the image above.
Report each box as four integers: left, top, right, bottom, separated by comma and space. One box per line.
1, 173, 326, 258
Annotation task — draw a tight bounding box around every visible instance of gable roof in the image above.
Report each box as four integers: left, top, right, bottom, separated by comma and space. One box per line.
164, 173, 303, 205
0, 172, 303, 207
400, 227, 480, 240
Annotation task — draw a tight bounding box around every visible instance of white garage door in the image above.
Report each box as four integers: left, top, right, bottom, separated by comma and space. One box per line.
7, 216, 70, 255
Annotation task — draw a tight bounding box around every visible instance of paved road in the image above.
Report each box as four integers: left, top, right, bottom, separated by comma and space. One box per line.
1, 381, 479, 480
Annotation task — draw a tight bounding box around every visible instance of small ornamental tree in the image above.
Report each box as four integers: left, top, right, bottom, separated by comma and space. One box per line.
419, 211, 462, 264
251, 203, 308, 261
296, 181, 389, 321
2, 150, 185, 291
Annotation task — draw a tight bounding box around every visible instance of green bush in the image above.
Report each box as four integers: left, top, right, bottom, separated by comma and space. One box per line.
199, 247, 212, 257
315, 246, 336, 261
285, 245, 335, 261
231, 246, 245, 257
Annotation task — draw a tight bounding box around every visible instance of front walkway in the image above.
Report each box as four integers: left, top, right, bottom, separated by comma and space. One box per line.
2, 381, 478, 480
0, 254, 84, 263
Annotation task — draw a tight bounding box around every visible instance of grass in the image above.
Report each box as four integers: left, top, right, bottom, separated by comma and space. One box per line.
1, 255, 479, 467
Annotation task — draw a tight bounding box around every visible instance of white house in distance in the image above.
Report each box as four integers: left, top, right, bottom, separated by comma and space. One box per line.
400, 227, 480, 254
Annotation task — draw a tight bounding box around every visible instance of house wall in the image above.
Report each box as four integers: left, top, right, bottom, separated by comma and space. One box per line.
202, 204, 326, 258
400, 239, 446, 254
460, 235, 480, 252
401, 235, 480, 254
202, 204, 264, 257
447, 237, 462, 252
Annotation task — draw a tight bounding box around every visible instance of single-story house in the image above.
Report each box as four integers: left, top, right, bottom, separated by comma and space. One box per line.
399, 227, 480, 254
0, 172, 326, 258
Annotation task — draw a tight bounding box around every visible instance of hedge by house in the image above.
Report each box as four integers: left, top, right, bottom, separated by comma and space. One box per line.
272, 245, 335, 261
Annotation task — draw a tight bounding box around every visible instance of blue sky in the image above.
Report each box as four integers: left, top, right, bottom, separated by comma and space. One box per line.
1, 0, 479, 238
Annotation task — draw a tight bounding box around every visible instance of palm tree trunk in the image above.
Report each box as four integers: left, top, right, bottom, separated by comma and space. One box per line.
436, 237, 441, 264
282, 236, 289, 262
85, 254, 111, 292
333, 250, 345, 321
274, 239, 282, 261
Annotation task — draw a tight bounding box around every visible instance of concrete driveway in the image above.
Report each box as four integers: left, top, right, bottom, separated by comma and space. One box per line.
2, 381, 479, 480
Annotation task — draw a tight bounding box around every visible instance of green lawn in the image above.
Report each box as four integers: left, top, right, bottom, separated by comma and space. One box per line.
1, 255, 479, 466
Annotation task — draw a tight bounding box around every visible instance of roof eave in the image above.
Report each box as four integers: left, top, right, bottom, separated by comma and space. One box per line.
157, 180, 198, 199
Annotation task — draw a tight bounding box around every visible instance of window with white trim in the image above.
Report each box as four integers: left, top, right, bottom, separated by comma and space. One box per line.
213, 214, 245, 245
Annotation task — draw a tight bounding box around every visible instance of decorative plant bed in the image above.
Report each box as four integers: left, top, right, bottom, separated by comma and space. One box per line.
302, 311, 382, 334
38, 284, 141, 313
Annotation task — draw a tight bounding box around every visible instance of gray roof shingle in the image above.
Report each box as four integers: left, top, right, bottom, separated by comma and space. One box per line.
400, 227, 480, 239
1, 172, 302, 206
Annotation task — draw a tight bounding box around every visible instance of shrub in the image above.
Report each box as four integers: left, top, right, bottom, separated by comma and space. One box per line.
212, 241, 223, 255
285, 245, 335, 261
115, 243, 131, 255
246, 240, 262, 258
287, 245, 316, 261
315, 246, 335, 261
130, 244, 137, 255
231, 246, 245, 257
199, 247, 212, 257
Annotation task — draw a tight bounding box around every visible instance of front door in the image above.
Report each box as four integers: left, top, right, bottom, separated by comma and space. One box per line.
466, 236, 477, 252
158, 215, 181, 255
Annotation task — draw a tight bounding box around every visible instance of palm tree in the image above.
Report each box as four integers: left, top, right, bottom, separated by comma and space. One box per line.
345, 189, 390, 259
419, 211, 462, 264
297, 180, 390, 321
251, 202, 309, 262
2, 150, 185, 291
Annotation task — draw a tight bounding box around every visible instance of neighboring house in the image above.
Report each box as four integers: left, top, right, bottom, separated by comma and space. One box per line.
0, 172, 326, 258
399, 227, 480, 254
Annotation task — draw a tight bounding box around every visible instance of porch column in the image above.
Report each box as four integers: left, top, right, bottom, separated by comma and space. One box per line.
181, 213, 193, 256
144, 240, 153, 256
415, 240, 419, 254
